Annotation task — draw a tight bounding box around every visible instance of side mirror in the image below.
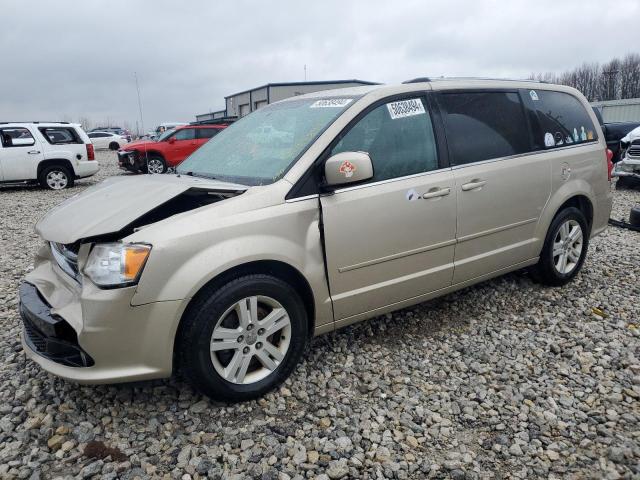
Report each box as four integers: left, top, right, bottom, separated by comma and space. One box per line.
324, 151, 373, 188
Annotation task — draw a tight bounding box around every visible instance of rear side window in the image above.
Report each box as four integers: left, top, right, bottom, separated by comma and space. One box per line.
0, 127, 35, 147
438, 91, 530, 165
39, 127, 82, 145
522, 89, 597, 150
331, 97, 438, 182
197, 128, 220, 139
174, 128, 196, 141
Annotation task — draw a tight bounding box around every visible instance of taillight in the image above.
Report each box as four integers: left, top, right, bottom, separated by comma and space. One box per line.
605, 148, 613, 181
86, 143, 95, 161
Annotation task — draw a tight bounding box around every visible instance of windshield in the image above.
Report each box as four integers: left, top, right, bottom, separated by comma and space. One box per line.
176, 97, 356, 185
156, 129, 175, 142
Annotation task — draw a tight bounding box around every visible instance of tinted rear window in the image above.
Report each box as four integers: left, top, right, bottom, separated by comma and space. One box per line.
197, 128, 220, 139
39, 127, 82, 144
438, 91, 530, 165
522, 89, 597, 150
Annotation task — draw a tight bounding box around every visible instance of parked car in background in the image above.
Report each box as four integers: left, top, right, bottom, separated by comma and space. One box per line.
591, 107, 640, 162
21, 80, 612, 401
87, 131, 129, 150
613, 137, 640, 186
117, 124, 227, 173
0, 122, 98, 189
90, 126, 131, 142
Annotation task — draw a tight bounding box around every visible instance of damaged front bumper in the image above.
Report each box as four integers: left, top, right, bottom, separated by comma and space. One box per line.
613, 157, 640, 180
117, 150, 141, 172
20, 243, 184, 384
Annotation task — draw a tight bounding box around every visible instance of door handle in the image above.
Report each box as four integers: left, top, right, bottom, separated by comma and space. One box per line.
28, 150, 41, 155
421, 187, 451, 199
461, 179, 486, 191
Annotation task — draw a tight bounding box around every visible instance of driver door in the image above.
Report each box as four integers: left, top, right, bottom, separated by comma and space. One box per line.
320, 96, 457, 321
171, 128, 198, 161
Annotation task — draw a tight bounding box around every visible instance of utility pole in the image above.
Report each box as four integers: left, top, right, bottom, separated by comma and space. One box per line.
134, 72, 145, 137
602, 68, 619, 100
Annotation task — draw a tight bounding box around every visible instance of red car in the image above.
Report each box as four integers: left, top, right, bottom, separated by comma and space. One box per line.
117, 124, 227, 174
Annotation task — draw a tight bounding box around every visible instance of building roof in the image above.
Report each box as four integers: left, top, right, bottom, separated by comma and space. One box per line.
224, 79, 379, 99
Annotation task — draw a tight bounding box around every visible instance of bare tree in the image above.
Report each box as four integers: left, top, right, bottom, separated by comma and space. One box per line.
78, 116, 93, 131
619, 53, 640, 100
531, 53, 640, 102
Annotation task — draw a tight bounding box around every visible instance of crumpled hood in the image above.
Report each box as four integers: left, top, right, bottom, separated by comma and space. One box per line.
36, 175, 247, 244
621, 126, 640, 144
120, 139, 155, 150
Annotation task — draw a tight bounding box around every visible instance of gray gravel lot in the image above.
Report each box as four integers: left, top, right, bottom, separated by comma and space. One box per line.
1, 151, 639, 479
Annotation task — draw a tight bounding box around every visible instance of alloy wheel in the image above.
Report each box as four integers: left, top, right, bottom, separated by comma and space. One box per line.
46, 170, 68, 190
147, 159, 164, 174
552, 219, 583, 274
210, 296, 291, 385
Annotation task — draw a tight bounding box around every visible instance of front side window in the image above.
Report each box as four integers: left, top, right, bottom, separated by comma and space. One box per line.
177, 97, 358, 185
0, 127, 35, 147
173, 128, 196, 141
438, 91, 530, 165
331, 97, 438, 182
522, 89, 598, 150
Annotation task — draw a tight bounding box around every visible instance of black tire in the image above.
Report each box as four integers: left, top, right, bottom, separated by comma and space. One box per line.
38, 165, 74, 190
177, 274, 308, 402
145, 154, 166, 174
630, 206, 640, 228
108, 142, 120, 151
531, 207, 589, 286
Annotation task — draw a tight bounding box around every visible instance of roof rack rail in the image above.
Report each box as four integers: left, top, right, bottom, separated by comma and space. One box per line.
0, 121, 70, 125
425, 76, 545, 83
402, 77, 432, 84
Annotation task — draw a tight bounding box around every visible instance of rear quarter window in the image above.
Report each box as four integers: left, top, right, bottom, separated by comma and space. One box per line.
38, 127, 83, 145
521, 89, 597, 150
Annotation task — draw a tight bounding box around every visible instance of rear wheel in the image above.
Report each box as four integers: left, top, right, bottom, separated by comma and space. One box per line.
146, 154, 166, 174
108, 141, 120, 151
39, 165, 74, 190
177, 274, 308, 402
531, 207, 588, 286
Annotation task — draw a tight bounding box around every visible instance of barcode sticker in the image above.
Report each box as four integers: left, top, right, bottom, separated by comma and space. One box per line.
387, 99, 425, 119
310, 98, 353, 108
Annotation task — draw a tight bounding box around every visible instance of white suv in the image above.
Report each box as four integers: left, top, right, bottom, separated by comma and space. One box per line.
0, 122, 99, 190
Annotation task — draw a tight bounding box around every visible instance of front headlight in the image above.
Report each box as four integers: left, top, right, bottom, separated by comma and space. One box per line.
84, 243, 151, 287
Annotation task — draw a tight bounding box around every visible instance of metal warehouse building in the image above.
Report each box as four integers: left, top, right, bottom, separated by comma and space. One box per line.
196, 79, 377, 122
591, 98, 640, 123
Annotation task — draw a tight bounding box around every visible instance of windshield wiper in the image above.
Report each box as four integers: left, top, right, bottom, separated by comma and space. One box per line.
178, 171, 216, 180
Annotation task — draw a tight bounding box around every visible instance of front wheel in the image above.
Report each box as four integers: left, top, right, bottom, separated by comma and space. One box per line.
146, 155, 166, 174
177, 274, 308, 402
531, 207, 589, 286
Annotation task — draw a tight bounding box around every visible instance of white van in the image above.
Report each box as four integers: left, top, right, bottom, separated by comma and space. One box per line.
0, 122, 99, 189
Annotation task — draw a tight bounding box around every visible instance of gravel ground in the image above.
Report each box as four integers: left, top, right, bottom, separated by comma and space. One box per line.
1, 151, 639, 479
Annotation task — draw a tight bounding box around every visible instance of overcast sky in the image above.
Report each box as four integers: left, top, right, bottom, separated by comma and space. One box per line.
1, 0, 638, 131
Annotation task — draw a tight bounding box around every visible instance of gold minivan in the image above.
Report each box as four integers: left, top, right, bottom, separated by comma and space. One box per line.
20, 79, 613, 401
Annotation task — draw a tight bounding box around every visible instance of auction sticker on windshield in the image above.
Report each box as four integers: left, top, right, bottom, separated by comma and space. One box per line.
387, 99, 425, 119
310, 99, 353, 108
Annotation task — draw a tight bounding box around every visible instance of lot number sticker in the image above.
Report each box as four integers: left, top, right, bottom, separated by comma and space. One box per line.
310, 98, 353, 108
387, 99, 425, 119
